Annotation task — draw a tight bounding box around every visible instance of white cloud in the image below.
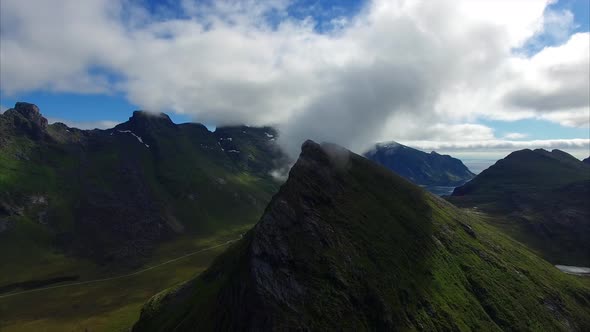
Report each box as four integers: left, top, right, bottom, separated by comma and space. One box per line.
378, 121, 496, 143
503, 132, 528, 139
0, 0, 588, 157
402, 138, 589, 151
496, 32, 590, 127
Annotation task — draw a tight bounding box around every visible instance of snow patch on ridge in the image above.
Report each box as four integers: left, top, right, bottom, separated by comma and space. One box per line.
118, 130, 150, 148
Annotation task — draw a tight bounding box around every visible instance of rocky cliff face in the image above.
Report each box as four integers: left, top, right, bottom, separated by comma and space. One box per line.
133, 141, 590, 331
1, 102, 49, 141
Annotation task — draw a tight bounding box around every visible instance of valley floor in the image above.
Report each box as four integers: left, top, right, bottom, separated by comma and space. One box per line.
0, 225, 251, 332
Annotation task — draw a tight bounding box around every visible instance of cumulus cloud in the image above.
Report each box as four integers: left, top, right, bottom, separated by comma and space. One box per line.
0, 0, 588, 156
503, 132, 528, 139
498, 33, 590, 127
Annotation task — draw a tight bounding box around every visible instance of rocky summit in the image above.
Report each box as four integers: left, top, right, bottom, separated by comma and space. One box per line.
1, 102, 49, 141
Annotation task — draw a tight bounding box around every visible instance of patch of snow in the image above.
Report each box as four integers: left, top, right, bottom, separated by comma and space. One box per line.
227, 150, 240, 153
118, 130, 150, 148
219, 137, 233, 141
265, 132, 274, 138
217, 142, 224, 151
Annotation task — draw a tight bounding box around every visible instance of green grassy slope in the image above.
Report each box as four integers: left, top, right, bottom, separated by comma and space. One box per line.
449, 149, 590, 265
0, 102, 287, 327
134, 141, 590, 331
1, 103, 285, 266
364, 141, 475, 187
0, 225, 247, 332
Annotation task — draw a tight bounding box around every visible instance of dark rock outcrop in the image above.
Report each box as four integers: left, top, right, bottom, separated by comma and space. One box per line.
2, 102, 49, 140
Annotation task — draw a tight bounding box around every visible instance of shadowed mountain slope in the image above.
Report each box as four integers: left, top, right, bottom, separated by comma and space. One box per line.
364, 141, 474, 188
450, 149, 590, 266
134, 141, 590, 331
0, 102, 288, 269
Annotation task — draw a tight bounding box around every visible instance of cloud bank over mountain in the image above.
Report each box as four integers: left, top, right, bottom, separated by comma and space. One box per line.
1, 0, 588, 156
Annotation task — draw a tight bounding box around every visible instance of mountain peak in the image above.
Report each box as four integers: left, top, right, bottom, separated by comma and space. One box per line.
297, 140, 352, 173
300, 139, 322, 155
504, 148, 585, 168
115, 110, 175, 133
365, 141, 474, 188
129, 110, 173, 124
13, 102, 42, 116
2, 102, 48, 139
12, 102, 47, 127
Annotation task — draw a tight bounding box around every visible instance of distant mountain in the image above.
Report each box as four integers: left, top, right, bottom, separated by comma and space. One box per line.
0, 102, 288, 269
450, 149, 590, 265
364, 142, 474, 189
133, 141, 590, 331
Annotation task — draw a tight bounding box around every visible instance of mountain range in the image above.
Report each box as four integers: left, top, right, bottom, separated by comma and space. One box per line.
133, 140, 590, 331
0, 102, 288, 278
364, 142, 475, 191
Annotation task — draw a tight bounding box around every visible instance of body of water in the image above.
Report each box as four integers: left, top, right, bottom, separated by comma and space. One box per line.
555, 265, 590, 276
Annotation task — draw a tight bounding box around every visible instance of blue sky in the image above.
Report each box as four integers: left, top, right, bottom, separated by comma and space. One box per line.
1, 0, 588, 160
0, 0, 369, 124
